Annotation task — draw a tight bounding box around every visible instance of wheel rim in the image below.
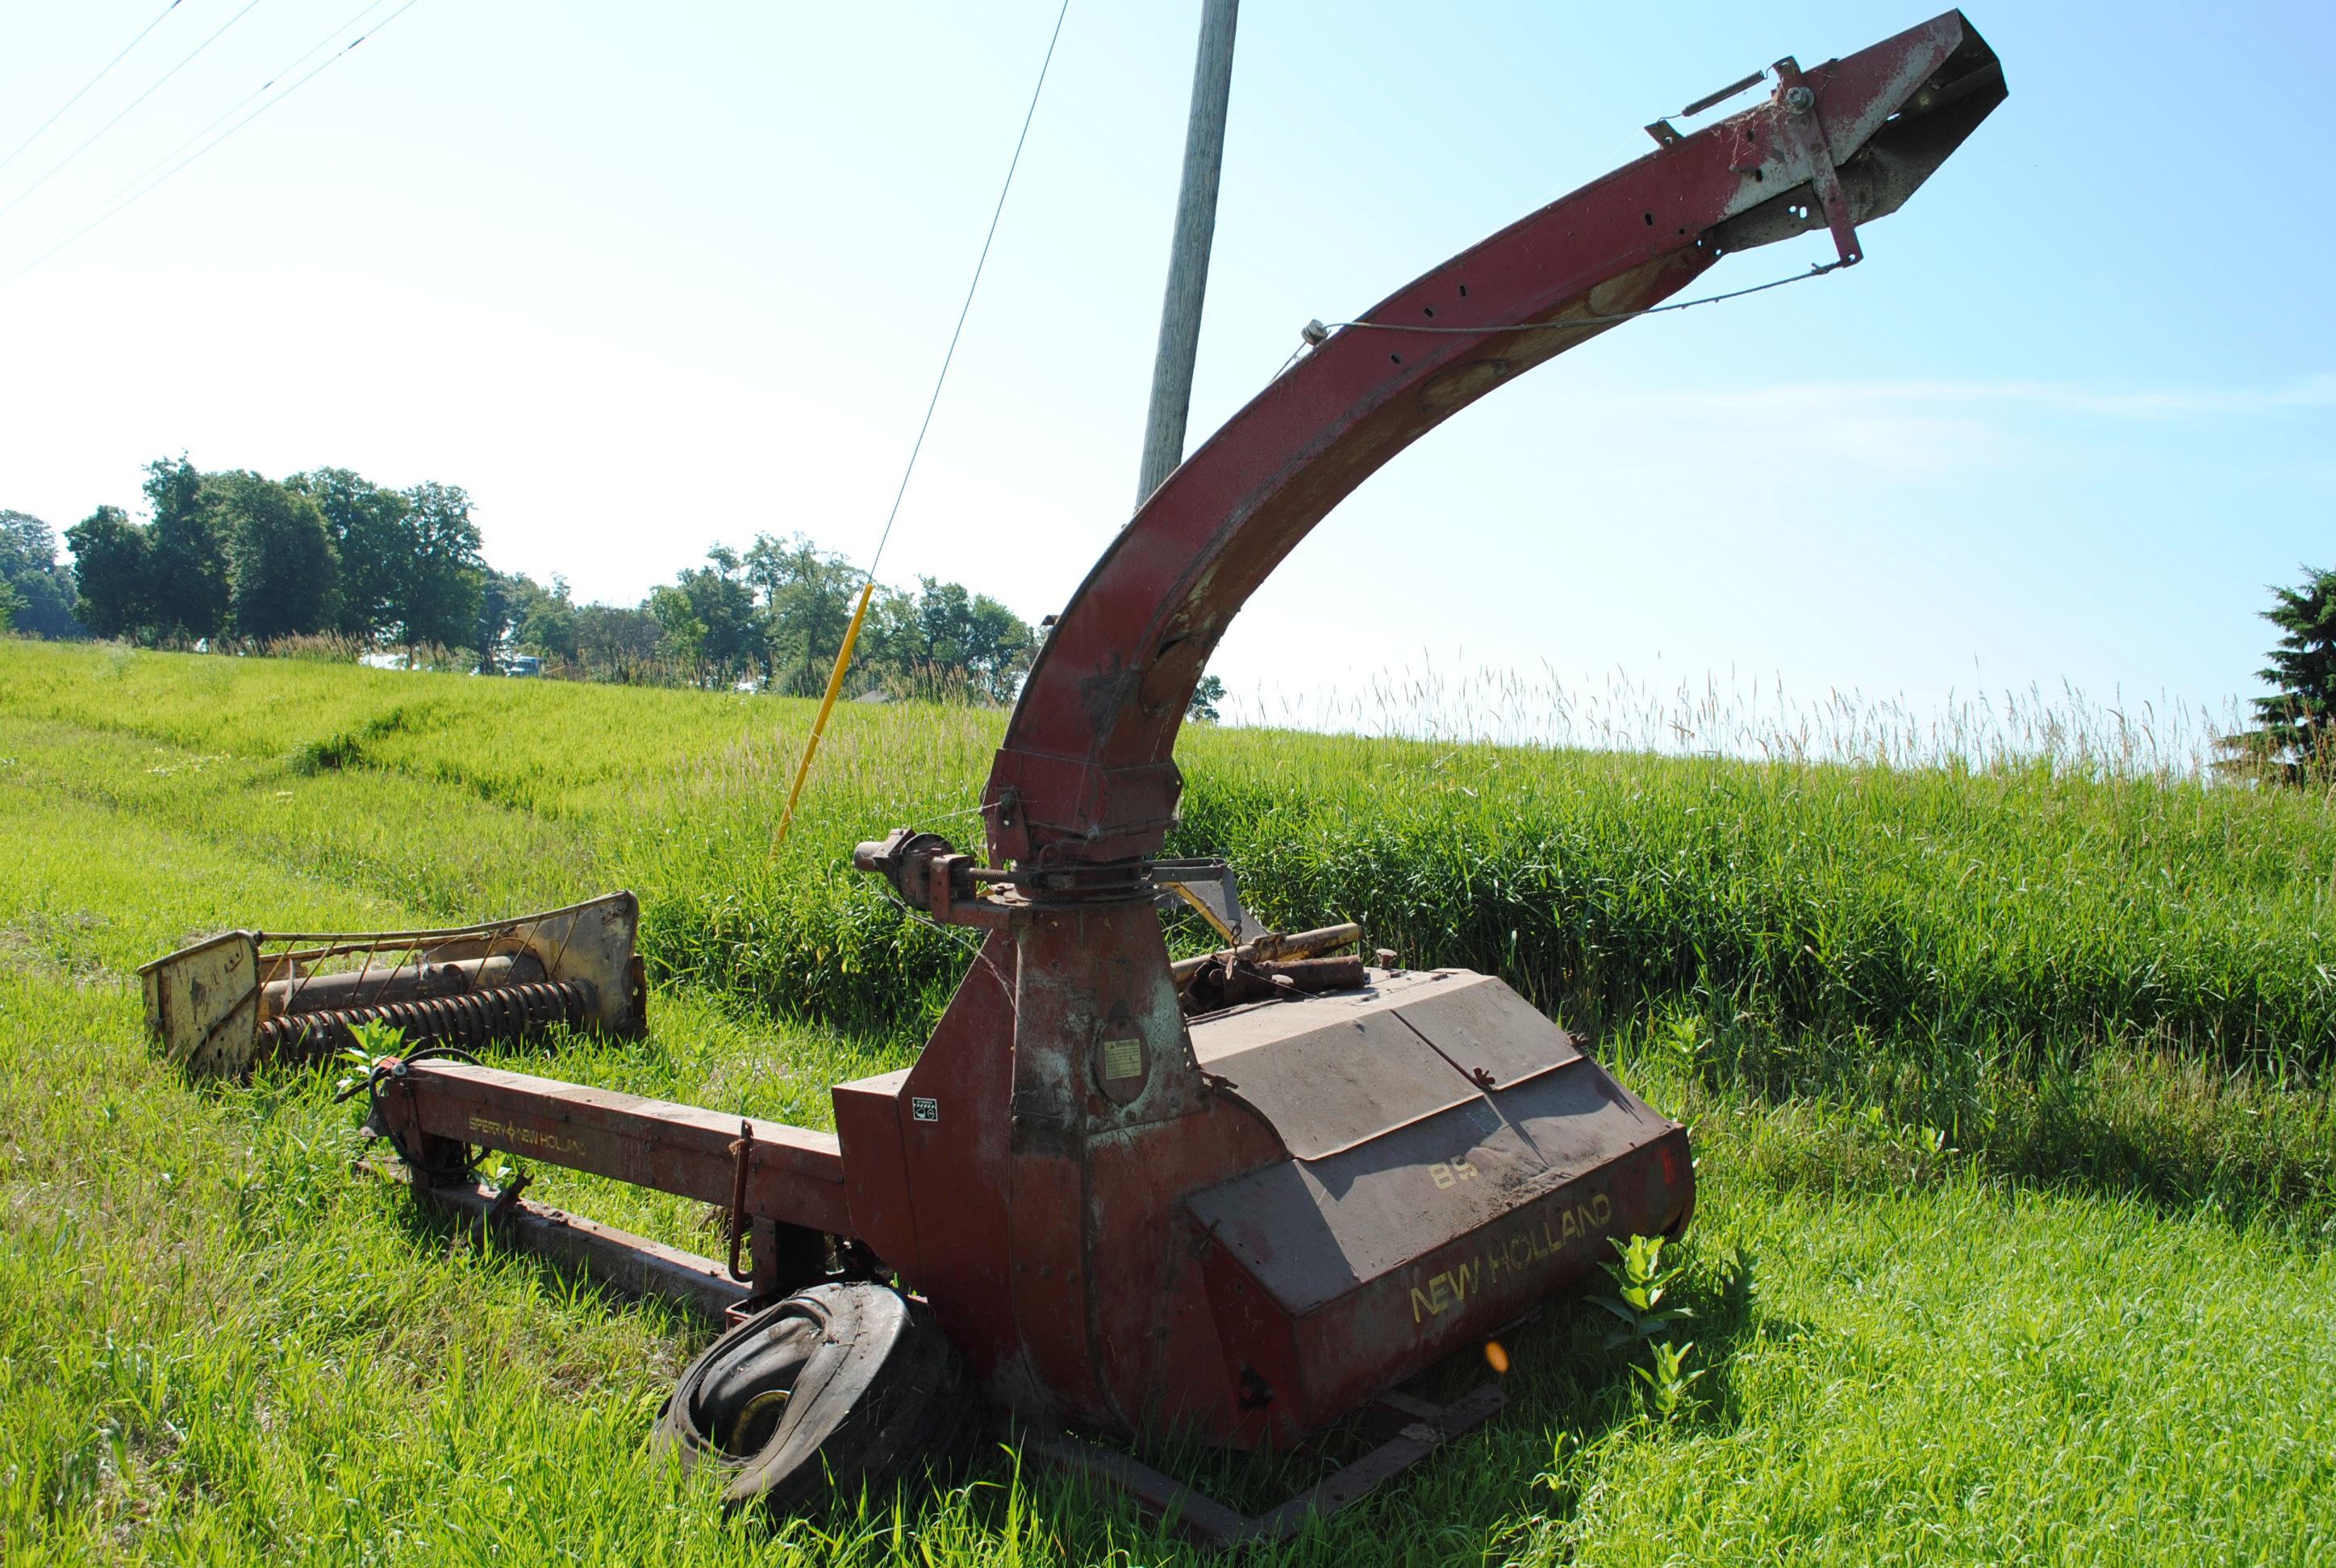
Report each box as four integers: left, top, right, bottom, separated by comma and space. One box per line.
686, 1296, 825, 1456
661, 1281, 970, 1513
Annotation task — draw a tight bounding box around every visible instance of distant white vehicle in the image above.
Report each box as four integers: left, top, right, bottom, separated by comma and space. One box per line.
507, 656, 542, 678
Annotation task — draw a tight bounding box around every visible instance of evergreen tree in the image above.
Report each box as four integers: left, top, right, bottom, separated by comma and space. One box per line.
2220, 565, 2336, 782
1187, 673, 1226, 723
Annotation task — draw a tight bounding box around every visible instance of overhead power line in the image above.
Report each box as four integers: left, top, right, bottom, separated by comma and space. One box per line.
0, 0, 186, 178
0, 0, 422, 287
0, 0, 271, 223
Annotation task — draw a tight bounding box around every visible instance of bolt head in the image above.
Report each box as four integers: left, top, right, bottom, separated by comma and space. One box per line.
1783, 85, 1815, 115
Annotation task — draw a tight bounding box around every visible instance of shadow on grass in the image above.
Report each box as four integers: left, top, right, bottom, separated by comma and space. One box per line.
1617, 1004, 2336, 1239
999, 1252, 1775, 1564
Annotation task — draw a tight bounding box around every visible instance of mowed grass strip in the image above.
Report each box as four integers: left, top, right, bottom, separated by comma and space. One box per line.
2, 639, 2333, 1563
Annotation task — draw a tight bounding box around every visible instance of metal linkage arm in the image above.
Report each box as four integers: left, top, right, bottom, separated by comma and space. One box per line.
373, 1059, 852, 1236
983, 10, 2003, 866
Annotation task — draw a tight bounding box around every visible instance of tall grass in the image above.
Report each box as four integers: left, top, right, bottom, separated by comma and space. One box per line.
10, 640, 2334, 1061
1178, 728, 2336, 1061
1227, 661, 2241, 774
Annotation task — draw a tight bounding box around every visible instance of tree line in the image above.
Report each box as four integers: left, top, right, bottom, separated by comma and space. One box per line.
4, 457, 1047, 705
0, 509, 83, 639
47, 458, 484, 649
498, 535, 1039, 701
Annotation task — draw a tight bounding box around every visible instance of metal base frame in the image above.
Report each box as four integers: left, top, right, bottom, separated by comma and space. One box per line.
363, 1161, 752, 1318
370, 1158, 1504, 1546
1033, 1384, 1507, 1549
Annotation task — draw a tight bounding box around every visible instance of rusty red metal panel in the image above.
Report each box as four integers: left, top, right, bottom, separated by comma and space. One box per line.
1199, 1122, 1690, 1437
999, 907, 1199, 1427
1295, 1125, 1689, 1428
1083, 1101, 1286, 1437
1179, 977, 1686, 1442
894, 900, 1296, 1435
1189, 982, 1475, 1159
891, 929, 1022, 1380
830, 1068, 920, 1275
852, 899, 1692, 1448
1197, 1232, 1306, 1449
1389, 970, 1586, 1089
382, 1061, 850, 1235
1187, 1061, 1679, 1318
1003, 1137, 1095, 1419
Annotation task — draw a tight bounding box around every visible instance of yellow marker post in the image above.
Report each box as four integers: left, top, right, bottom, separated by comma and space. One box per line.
769, 582, 878, 860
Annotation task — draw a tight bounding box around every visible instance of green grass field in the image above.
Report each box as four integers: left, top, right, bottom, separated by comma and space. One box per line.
2, 639, 2331, 1565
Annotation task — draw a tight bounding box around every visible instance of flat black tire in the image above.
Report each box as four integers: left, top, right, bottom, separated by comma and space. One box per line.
657, 1281, 982, 1514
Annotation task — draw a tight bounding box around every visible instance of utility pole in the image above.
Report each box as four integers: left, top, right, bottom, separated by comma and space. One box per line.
1135, 0, 1238, 507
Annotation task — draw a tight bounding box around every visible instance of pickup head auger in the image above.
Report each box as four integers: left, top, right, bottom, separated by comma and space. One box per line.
149, 11, 2003, 1544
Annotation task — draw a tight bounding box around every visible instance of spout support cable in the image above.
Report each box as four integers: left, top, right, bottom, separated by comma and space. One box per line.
1312, 259, 1844, 342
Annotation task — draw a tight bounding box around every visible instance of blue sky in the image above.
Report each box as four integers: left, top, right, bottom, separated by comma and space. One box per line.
1, 2, 2328, 735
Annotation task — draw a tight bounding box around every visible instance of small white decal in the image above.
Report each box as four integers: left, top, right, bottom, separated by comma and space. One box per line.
1102, 1037, 1144, 1081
